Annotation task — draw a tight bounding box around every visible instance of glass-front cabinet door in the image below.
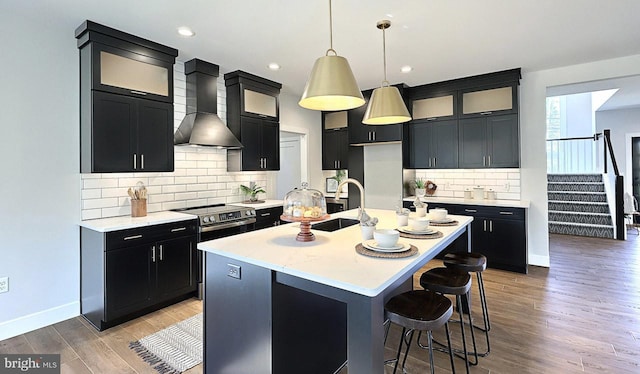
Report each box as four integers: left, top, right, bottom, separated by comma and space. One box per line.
240, 85, 279, 120
412, 94, 456, 121
91, 43, 173, 103
460, 83, 517, 117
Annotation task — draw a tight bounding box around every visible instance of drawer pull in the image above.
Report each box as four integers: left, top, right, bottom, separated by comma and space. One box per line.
151, 246, 156, 263
499, 211, 514, 215
130, 90, 148, 96
261, 213, 271, 217
464, 209, 477, 213
480, 111, 493, 115
171, 227, 187, 232
124, 234, 142, 240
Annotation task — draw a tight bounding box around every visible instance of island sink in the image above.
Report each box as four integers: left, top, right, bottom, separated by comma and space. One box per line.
311, 218, 359, 232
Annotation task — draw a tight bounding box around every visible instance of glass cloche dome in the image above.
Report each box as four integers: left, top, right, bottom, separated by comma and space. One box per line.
282, 183, 328, 220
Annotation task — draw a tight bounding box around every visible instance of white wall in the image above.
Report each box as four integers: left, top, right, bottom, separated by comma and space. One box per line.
364, 144, 404, 210
0, 14, 81, 339
520, 54, 640, 267
596, 107, 640, 194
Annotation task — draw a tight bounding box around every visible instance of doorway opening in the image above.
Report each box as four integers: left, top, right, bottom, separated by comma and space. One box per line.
276, 129, 308, 199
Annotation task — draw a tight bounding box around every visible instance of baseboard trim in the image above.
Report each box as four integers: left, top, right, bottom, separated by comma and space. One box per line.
528, 254, 550, 268
0, 301, 80, 341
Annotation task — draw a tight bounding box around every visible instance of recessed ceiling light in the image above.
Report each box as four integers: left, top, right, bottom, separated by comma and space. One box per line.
268, 63, 281, 71
177, 27, 195, 37
401, 65, 413, 73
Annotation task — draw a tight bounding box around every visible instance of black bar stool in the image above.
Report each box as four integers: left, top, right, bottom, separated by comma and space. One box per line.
384, 289, 456, 374
419, 267, 476, 373
443, 252, 490, 357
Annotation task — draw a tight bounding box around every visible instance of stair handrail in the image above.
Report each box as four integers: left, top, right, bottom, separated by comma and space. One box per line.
603, 129, 620, 176
546, 133, 601, 142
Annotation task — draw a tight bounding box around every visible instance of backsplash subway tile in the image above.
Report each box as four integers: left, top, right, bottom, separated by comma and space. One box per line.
415, 168, 521, 200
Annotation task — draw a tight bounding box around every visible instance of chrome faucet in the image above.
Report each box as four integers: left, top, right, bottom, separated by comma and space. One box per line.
335, 178, 365, 219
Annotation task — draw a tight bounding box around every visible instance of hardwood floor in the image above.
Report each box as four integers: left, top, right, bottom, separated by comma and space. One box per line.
2, 233, 639, 373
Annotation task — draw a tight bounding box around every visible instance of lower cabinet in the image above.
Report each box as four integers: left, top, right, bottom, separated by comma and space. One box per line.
81, 219, 198, 330
403, 201, 527, 273
255, 206, 284, 230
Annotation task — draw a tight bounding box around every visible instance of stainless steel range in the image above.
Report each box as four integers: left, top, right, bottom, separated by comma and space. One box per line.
173, 204, 256, 298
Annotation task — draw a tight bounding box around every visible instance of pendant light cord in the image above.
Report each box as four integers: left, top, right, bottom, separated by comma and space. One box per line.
327, 0, 336, 55
382, 24, 387, 84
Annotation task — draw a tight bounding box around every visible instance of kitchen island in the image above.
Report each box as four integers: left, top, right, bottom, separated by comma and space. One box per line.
198, 208, 473, 374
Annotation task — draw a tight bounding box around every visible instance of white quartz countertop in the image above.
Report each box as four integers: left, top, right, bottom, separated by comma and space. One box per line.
404, 196, 530, 208
234, 199, 283, 209
198, 208, 472, 297
80, 211, 197, 232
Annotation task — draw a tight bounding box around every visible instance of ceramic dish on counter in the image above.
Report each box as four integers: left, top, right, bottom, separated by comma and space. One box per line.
429, 217, 456, 224
362, 239, 411, 253
397, 226, 437, 235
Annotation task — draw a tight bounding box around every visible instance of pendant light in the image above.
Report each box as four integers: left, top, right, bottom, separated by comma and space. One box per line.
362, 20, 412, 125
299, 0, 365, 111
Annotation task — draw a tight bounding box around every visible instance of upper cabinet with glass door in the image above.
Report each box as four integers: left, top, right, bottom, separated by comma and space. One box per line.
76, 21, 177, 103
460, 82, 518, 118
411, 91, 457, 122
225, 71, 281, 121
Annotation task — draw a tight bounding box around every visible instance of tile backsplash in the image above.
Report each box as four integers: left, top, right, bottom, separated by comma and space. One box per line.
80, 60, 269, 220
414, 168, 521, 200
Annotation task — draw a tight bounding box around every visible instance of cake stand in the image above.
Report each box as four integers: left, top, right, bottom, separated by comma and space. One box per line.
280, 214, 330, 242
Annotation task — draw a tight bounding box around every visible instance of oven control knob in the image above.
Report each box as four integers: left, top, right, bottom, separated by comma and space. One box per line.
203, 216, 210, 223
209, 216, 216, 222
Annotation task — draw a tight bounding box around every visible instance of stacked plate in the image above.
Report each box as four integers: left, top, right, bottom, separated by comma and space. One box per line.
430, 217, 456, 224
397, 226, 438, 235
362, 239, 411, 253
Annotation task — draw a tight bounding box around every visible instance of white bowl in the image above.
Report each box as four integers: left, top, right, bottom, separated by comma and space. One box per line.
430, 208, 448, 221
373, 229, 400, 248
408, 217, 430, 231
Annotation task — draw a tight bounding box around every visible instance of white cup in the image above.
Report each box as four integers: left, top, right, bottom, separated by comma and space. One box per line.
415, 206, 427, 217
409, 217, 430, 231
397, 213, 409, 227
361, 225, 375, 240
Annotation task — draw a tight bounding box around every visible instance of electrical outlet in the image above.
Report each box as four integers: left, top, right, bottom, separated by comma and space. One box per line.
504, 182, 510, 191
227, 264, 241, 279
0, 277, 8, 293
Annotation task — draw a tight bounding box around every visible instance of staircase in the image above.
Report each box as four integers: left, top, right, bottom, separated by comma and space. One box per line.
547, 174, 614, 239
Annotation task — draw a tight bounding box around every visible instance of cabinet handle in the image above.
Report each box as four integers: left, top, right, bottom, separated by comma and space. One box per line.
483, 220, 487, 231
426, 117, 437, 121
489, 220, 493, 232
141, 154, 144, 169
464, 209, 477, 213
337, 160, 341, 169
487, 155, 491, 166
124, 234, 142, 240
433, 157, 436, 167
428, 158, 431, 168
482, 156, 486, 167
261, 212, 271, 217
171, 227, 187, 232
373, 132, 376, 141
159, 244, 164, 261
133, 154, 137, 169
480, 111, 493, 115
130, 90, 148, 96
151, 246, 156, 263
499, 211, 514, 215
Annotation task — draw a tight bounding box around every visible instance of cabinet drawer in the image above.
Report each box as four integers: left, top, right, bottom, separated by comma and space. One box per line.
455, 206, 524, 220
105, 219, 197, 250
256, 207, 283, 223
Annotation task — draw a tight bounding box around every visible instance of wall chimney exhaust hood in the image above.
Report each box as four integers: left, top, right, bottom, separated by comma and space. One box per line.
174, 59, 242, 148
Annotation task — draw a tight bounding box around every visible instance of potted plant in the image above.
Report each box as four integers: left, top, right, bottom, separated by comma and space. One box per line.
240, 182, 265, 202
414, 178, 426, 197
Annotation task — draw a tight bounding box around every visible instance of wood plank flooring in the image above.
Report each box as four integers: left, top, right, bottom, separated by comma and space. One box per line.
2, 233, 639, 373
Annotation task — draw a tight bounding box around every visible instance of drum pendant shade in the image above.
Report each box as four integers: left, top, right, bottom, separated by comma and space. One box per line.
363, 85, 411, 125
299, 54, 365, 111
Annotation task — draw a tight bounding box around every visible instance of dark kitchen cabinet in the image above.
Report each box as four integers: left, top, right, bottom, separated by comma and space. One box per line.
322, 129, 349, 170
460, 82, 518, 118
89, 91, 174, 172
349, 88, 405, 145
255, 206, 284, 230
404, 119, 458, 169
458, 114, 519, 168
228, 117, 280, 171
81, 219, 198, 331
225, 71, 282, 171
402, 201, 527, 273
76, 20, 178, 173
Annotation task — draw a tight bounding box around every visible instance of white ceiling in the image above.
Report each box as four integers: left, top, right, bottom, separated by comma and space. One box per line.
8, 0, 640, 106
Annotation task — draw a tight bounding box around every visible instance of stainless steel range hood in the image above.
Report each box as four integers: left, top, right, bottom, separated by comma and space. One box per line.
174, 59, 242, 148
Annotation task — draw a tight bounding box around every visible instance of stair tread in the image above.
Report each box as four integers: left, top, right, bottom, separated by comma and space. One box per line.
548, 191, 606, 194
547, 182, 603, 184
548, 221, 614, 229
548, 200, 608, 205
548, 210, 610, 216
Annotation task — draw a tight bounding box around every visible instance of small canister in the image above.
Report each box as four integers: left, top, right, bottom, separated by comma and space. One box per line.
487, 189, 496, 200
464, 188, 472, 199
